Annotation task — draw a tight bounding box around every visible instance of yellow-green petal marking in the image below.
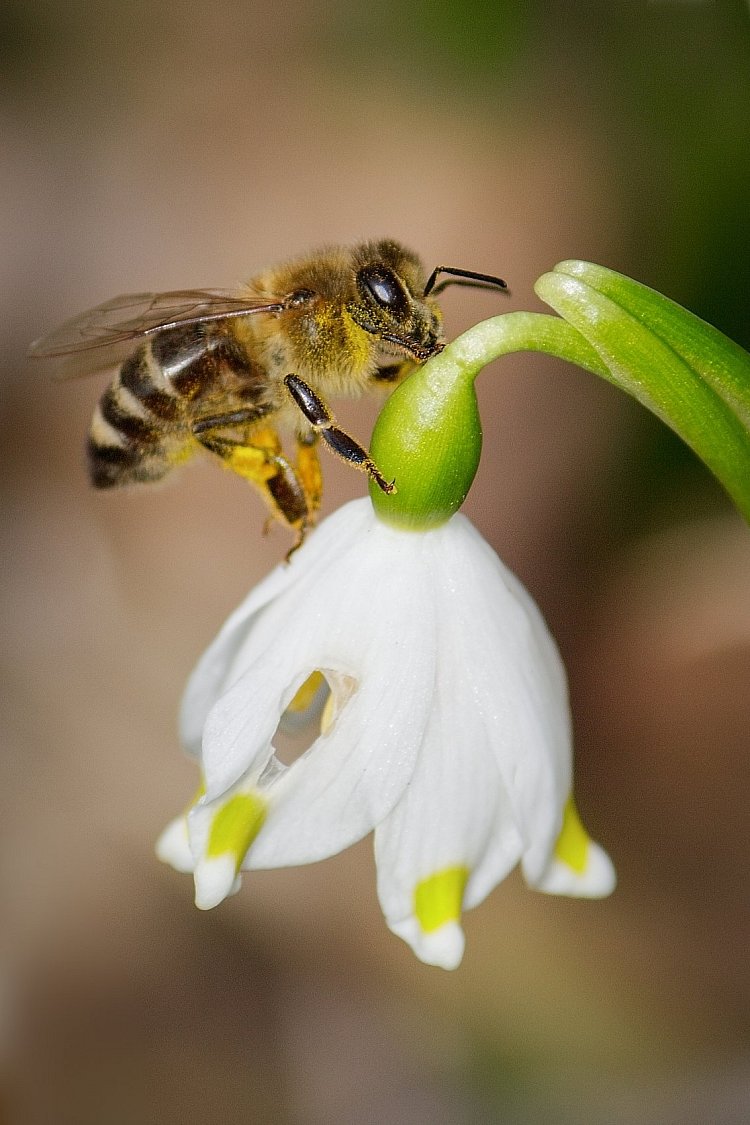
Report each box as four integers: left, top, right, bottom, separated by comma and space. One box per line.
206, 793, 268, 870
414, 866, 469, 933
554, 796, 590, 874
286, 670, 326, 713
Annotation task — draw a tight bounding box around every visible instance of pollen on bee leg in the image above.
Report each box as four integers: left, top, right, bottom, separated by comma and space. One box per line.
193, 792, 268, 910
296, 433, 323, 517
225, 444, 278, 484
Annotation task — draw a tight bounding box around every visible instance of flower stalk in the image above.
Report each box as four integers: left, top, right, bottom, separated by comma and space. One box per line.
371, 262, 750, 527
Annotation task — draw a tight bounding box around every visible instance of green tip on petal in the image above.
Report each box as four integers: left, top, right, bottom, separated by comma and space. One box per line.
553, 796, 590, 874
368, 346, 483, 529
414, 865, 469, 933
206, 792, 267, 866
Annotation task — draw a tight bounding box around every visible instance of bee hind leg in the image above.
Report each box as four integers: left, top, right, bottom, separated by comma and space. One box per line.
196, 424, 310, 552
284, 375, 396, 495
296, 430, 323, 519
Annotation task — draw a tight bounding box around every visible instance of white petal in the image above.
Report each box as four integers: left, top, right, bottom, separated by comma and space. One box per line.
194, 856, 240, 909
529, 798, 616, 898
433, 515, 572, 882
155, 815, 194, 873
187, 781, 268, 907
193, 506, 439, 867
374, 548, 524, 967
389, 918, 465, 970
190, 501, 402, 797
180, 565, 295, 758
246, 649, 435, 867
180, 499, 373, 756
534, 841, 616, 898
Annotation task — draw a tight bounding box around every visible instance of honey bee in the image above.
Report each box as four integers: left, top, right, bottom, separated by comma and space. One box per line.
29, 240, 507, 546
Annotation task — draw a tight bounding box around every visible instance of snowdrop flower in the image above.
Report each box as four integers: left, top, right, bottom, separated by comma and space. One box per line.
158, 322, 615, 969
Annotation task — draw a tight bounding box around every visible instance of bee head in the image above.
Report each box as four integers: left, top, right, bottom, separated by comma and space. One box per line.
349, 240, 444, 362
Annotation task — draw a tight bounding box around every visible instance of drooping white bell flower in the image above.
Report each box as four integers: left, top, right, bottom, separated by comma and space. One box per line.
158, 317, 616, 969
158, 498, 614, 969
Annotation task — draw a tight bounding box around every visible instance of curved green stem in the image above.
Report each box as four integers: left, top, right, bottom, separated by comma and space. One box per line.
369, 313, 610, 528
437, 311, 610, 381
370, 266, 750, 527
536, 265, 750, 523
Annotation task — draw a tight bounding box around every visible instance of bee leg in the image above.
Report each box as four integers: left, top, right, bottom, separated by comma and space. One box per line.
296, 430, 323, 519
284, 375, 396, 495
196, 425, 311, 547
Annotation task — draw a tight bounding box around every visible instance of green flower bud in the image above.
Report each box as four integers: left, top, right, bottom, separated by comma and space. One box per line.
368, 345, 483, 529
367, 310, 594, 529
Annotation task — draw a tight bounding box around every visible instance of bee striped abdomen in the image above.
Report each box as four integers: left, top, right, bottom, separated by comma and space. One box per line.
99, 383, 162, 443
88, 324, 262, 489
120, 347, 181, 421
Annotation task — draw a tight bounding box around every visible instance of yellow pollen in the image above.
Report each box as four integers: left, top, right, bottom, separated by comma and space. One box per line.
320, 691, 336, 734
286, 671, 326, 714
206, 793, 268, 869
414, 866, 469, 933
554, 796, 590, 874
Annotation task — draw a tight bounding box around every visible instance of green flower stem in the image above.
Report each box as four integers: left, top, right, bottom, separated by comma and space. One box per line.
547, 262, 750, 427
438, 310, 611, 381
370, 263, 750, 527
369, 312, 610, 529
536, 264, 750, 522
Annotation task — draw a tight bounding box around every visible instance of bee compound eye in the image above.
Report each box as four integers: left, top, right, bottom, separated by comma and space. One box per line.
359, 267, 406, 312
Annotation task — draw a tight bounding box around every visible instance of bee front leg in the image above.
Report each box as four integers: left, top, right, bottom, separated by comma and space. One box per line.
195, 424, 311, 551
284, 375, 396, 495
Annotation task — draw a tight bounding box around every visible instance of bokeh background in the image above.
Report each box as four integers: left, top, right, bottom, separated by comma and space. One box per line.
3, 2, 750, 1122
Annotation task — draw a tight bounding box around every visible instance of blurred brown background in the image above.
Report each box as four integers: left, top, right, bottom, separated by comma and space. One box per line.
2, 2, 750, 1122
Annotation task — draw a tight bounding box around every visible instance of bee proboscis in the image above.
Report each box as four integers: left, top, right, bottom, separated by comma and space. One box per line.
29, 240, 507, 548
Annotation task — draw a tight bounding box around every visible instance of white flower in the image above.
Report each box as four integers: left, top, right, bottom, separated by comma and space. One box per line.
157, 498, 615, 970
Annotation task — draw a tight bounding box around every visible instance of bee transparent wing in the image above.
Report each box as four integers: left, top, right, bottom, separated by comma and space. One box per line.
28, 289, 286, 374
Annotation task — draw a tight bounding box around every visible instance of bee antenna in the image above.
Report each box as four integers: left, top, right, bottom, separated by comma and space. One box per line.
424, 266, 509, 298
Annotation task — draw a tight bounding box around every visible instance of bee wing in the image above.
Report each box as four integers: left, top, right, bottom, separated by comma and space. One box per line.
28, 289, 285, 374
